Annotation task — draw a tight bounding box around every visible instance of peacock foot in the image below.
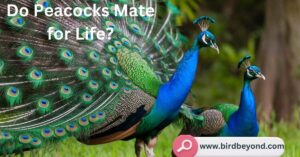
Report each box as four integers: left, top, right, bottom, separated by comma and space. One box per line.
144, 137, 157, 157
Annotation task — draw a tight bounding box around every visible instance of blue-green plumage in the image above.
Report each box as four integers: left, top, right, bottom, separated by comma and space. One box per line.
221, 79, 259, 136
179, 56, 264, 137
221, 63, 264, 136
136, 48, 199, 136
134, 17, 220, 145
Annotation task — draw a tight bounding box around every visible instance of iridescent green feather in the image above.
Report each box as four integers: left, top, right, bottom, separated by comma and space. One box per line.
120, 37, 132, 48
4, 87, 22, 106
113, 40, 123, 49
54, 128, 67, 139
18, 134, 32, 144
33, 0, 52, 11
165, 31, 181, 48
0, 59, 5, 75
31, 137, 43, 148
27, 68, 44, 88
89, 0, 101, 3
87, 50, 101, 63
16, 45, 34, 62
214, 104, 238, 122
166, 1, 180, 14
128, 22, 145, 36
40, 128, 54, 139
80, 93, 93, 105
78, 117, 90, 127
66, 122, 81, 134
118, 0, 129, 4
36, 98, 52, 115
58, 48, 74, 64
117, 50, 162, 96
106, 81, 120, 93
76, 67, 90, 81
154, 41, 167, 56
109, 56, 118, 66
87, 80, 101, 93
89, 112, 106, 124
103, 20, 118, 33
100, 67, 113, 81
6, 15, 26, 29
59, 85, 73, 99
105, 44, 117, 54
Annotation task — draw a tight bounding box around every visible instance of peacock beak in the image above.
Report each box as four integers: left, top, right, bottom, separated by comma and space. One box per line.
256, 73, 266, 80
210, 43, 219, 54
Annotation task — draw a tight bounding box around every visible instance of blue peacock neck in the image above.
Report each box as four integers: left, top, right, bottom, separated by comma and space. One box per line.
238, 79, 257, 117
224, 77, 259, 136
135, 47, 201, 135
155, 47, 200, 115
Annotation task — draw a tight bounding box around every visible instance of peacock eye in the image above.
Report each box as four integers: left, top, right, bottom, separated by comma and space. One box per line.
202, 34, 212, 45
206, 37, 212, 43
247, 69, 256, 77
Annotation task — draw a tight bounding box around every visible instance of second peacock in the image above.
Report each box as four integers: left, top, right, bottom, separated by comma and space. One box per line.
178, 56, 265, 137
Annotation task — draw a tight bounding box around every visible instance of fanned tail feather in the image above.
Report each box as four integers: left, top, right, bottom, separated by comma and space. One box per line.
0, 0, 183, 155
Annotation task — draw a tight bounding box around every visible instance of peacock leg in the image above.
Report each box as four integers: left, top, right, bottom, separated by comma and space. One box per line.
135, 138, 144, 157
144, 137, 157, 157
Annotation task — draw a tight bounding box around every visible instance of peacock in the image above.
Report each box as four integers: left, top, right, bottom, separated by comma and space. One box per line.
0, 0, 219, 156
178, 56, 265, 138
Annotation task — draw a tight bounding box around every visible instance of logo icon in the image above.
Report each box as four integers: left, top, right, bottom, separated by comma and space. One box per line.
173, 135, 198, 157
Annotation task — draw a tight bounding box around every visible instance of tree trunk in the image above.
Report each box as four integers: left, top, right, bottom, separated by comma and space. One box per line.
255, 0, 300, 122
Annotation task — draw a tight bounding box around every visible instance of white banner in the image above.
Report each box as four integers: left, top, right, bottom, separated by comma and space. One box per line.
172, 135, 285, 157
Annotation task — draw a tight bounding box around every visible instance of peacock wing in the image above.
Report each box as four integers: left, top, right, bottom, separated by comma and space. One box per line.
213, 103, 238, 122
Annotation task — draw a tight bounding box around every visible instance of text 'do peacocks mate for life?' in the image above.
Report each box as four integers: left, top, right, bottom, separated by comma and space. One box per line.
7, 4, 155, 18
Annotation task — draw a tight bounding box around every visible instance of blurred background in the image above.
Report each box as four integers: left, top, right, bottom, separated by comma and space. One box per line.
28, 0, 300, 156
173, 0, 300, 123
173, 0, 300, 156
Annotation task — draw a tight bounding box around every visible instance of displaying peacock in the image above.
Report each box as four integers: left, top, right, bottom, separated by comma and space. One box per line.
0, 0, 219, 156
178, 56, 265, 137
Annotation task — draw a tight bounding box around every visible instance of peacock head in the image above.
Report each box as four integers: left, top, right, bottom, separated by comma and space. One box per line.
193, 16, 219, 53
238, 56, 266, 81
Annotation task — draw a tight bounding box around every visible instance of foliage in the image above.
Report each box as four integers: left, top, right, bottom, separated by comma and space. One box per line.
170, 0, 263, 107
259, 109, 300, 157
170, 0, 203, 24
188, 35, 257, 107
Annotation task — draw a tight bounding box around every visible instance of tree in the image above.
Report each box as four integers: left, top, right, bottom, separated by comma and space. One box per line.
255, 0, 300, 122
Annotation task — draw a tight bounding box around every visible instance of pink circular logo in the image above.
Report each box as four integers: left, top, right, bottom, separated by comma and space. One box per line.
173, 135, 198, 157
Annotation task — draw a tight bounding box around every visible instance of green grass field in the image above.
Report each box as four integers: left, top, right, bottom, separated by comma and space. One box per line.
24, 122, 299, 157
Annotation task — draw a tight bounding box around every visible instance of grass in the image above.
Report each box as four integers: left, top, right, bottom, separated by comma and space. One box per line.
259, 121, 300, 157
27, 125, 180, 157
23, 121, 299, 157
